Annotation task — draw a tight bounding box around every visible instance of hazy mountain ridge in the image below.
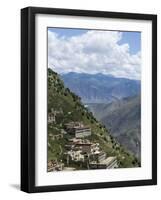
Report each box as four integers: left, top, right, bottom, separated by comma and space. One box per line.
87, 95, 141, 159
61, 72, 141, 103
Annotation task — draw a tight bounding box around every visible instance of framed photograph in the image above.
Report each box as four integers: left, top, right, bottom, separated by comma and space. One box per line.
21, 7, 157, 193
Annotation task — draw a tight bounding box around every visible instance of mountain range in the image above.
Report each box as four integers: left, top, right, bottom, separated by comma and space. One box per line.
61, 72, 141, 159
61, 72, 140, 103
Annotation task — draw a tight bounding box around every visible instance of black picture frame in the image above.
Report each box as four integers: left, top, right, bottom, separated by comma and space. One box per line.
21, 6, 157, 193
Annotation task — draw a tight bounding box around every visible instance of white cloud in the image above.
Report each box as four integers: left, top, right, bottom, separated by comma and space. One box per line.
48, 30, 141, 80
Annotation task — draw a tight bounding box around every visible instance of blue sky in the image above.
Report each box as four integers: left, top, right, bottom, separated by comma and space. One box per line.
48, 28, 141, 80
118, 32, 141, 54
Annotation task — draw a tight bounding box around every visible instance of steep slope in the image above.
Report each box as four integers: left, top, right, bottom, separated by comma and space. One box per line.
48, 68, 140, 169
61, 72, 140, 103
87, 96, 141, 159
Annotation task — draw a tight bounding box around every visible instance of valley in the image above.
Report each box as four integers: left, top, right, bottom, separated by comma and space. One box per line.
61, 72, 141, 160
87, 95, 141, 159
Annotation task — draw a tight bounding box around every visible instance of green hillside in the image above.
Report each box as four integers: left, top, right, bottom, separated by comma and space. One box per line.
48, 68, 140, 169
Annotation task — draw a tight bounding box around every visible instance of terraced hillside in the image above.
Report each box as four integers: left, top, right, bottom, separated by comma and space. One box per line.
47, 68, 140, 170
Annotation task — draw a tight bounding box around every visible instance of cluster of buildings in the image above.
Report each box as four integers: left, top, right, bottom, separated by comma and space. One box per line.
64, 122, 91, 138
48, 108, 63, 124
89, 156, 118, 169
64, 137, 118, 170
48, 121, 118, 172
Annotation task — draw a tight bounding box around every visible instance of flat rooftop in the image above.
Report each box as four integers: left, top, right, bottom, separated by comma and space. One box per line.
90, 157, 117, 165
101, 157, 117, 165
63, 167, 76, 171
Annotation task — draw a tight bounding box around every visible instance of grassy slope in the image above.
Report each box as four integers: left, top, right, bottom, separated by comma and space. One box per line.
48, 68, 140, 168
